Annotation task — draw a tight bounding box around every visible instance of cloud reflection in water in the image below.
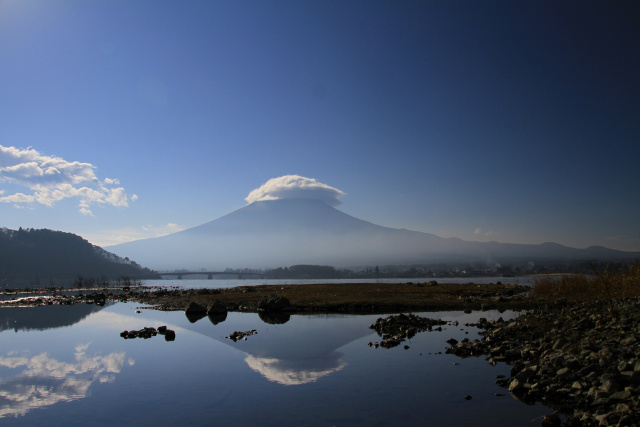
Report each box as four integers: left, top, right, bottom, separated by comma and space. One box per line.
244, 352, 347, 386
0, 343, 133, 418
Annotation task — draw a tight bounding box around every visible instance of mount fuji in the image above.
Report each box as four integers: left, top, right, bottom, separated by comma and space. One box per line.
107, 198, 637, 270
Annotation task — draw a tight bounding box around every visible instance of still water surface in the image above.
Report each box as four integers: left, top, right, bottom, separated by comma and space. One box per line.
0, 303, 551, 426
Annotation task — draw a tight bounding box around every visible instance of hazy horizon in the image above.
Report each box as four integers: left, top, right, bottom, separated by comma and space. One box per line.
107, 194, 638, 271
107, 193, 635, 251
1, 2, 639, 253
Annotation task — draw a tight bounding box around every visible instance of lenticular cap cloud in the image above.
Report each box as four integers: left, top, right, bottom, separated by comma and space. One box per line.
245, 175, 345, 206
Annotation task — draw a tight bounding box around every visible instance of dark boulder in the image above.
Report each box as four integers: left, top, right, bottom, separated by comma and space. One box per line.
164, 329, 176, 341
185, 302, 207, 322
258, 295, 291, 312
207, 300, 227, 315
185, 302, 207, 315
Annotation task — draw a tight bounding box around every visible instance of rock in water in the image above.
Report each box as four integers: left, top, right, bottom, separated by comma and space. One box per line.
164, 329, 176, 341
185, 302, 207, 315
258, 295, 291, 311
207, 300, 227, 314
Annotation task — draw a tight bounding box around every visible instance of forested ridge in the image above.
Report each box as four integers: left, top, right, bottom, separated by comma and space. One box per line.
0, 227, 157, 287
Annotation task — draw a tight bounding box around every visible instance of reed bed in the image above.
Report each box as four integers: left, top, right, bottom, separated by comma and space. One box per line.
532, 261, 640, 301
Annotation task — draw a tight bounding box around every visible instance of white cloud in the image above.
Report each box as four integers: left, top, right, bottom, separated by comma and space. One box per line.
245, 175, 345, 206
473, 228, 494, 238
0, 192, 35, 204
79, 206, 94, 217
84, 222, 186, 247
0, 345, 128, 418
0, 145, 135, 215
244, 355, 346, 386
140, 222, 183, 235
105, 187, 129, 207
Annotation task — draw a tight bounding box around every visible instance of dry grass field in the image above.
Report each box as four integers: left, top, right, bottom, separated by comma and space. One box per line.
129, 281, 532, 312
531, 261, 640, 301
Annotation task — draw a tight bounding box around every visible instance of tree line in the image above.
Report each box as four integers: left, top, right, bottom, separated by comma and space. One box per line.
0, 227, 157, 288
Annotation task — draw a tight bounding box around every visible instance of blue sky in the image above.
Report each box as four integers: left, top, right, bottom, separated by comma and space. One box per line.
1, 0, 639, 253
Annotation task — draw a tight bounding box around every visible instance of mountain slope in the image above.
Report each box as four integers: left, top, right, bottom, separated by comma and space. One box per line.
108, 198, 638, 270
0, 228, 157, 287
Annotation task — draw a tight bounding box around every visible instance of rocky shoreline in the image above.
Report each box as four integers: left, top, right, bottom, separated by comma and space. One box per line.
368, 312, 448, 349
445, 298, 640, 426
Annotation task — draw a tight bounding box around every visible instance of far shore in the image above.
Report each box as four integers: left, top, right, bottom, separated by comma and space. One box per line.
0, 281, 544, 313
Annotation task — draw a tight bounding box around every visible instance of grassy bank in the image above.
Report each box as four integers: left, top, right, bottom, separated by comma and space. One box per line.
120, 281, 531, 313
531, 261, 640, 302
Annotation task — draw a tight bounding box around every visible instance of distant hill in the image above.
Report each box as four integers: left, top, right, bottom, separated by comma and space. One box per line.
108, 198, 640, 270
0, 227, 157, 287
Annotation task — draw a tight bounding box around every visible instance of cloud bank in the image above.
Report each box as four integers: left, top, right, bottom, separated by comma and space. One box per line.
88, 222, 186, 247
0, 145, 136, 216
245, 175, 345, 206
0, 344, 130, 418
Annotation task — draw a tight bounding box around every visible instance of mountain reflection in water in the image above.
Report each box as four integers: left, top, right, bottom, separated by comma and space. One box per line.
0, 304, 106, 332
182, 311, 369, 385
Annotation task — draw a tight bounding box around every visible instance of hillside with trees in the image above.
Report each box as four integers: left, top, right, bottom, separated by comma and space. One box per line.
0, 228, 158, 288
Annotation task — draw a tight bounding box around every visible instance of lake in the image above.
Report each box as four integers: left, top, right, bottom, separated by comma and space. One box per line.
144, 276, 538, 290
0, 301, 554, 426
